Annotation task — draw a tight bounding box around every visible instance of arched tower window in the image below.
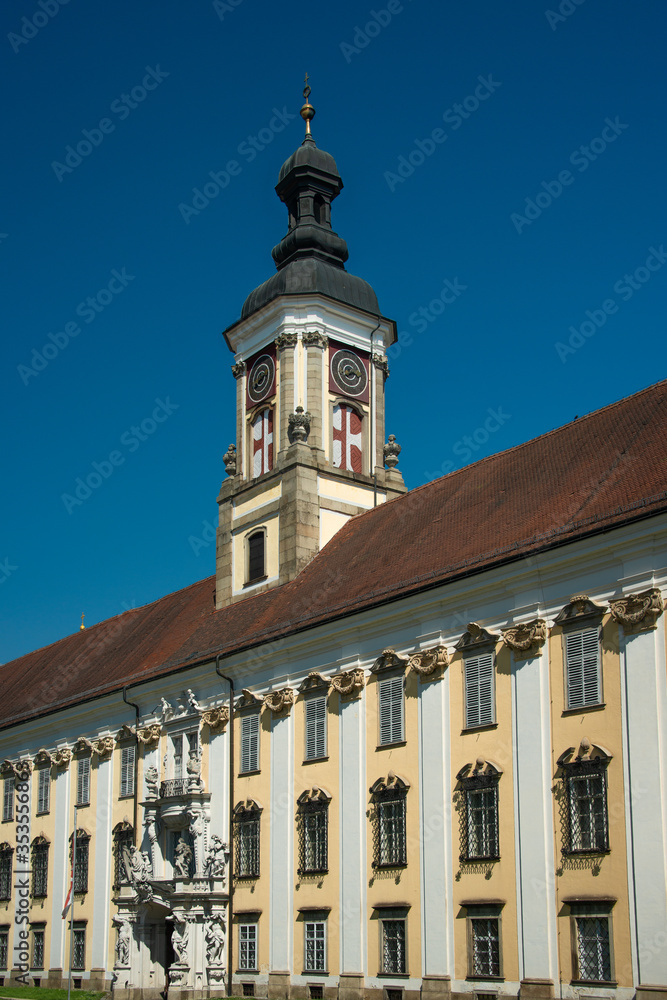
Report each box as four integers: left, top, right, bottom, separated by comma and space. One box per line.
247, 530, 266, 584
251, 408, 274, 478
332, 403, 362, 473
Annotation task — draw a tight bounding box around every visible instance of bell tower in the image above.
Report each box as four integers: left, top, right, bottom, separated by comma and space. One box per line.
215, 81, 406, 609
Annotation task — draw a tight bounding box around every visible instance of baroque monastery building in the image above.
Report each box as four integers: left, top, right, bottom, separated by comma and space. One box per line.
1, 89, 667, 1000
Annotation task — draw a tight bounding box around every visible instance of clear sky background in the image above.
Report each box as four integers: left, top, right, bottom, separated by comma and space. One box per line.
2, 0, 666, 664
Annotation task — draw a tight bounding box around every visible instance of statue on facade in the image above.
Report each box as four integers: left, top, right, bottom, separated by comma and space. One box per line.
172, 917, 189, 965
186, 748, 204, 791
205, 917, 225, 966
204, 835, 228, 876
123, 845, 153, 902
186, 688, 201, 713
174, 837, 193, 878
145, 764, 159, 799
114, 917, 131, 967
160, 697, 174, 722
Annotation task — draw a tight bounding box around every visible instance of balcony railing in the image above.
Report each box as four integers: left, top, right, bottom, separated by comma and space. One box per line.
160, 778, 189, 798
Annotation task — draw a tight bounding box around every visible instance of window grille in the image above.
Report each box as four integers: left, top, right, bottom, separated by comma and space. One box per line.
305, 921, 326, 972
563, 758, 609, 853
242, 984, 255, 997
37, 768, 50, 814
471, 918, 500, 977
240, 714, 260, 773
374, 796, 407, 867
32, 929, 45, 969
0, 848, 12, 901
239, 924, 257, 970
464, 653, 495, 728
575, 916, 612, 981
310, 986, 323, 1000
2, 778, 14, 823
379, 676, 404, 745
565, 627, 601, 708
381, 919, 406, 974
459, 770, 500, 861
298, 804, 328, 875
120, 746, 135, 798
70, 833, 90, 894
234, 806, 260, 878
31, 841, 49, 898
72, 925, 86, 970
305, 696, 327, 760
76, 757, 90, 806
113, 825, 134, 888
0, 929, 8, 969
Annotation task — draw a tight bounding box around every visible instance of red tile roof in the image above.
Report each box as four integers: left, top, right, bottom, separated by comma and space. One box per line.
2, 380, 666, 731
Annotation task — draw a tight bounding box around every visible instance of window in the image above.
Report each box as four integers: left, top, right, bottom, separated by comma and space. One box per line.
379, 676, 404, 745
170, 731, 198, 786
72, 923, 86, 970
570, 902, 614, 982
332, 403, 362, 473
464, 653, 495, 728
0, 847, 12, 902
240, 714, 260, 773
120, 746, 135, 798
305, 696, 327, 760
565, 628, 601, 709
0, 928, 8, 969
560, 749, 610, 854
31, 839, 49, 898
304, 920, 326, 972
247, 531, 266, 584
251, 407, 274, 477
297, 790, 329, 875
239, 923, 257, 970
381, 919, 406, 974
2, 778, 14, 822
76, 757, 90, 806
457, 763, 501, 861
37, 768, 50, 814
31, 927, 45, 970
371, 775, 409, 868
112, 823, 134, 889
71, 831, 90, 894
234, 802, 261, 878
470, 918, 501, 977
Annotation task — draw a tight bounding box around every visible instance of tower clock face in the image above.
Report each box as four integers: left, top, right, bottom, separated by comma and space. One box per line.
246, 352, 276, 407
330, 347, 369, 400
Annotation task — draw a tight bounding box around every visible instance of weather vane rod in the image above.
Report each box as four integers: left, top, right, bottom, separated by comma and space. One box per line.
300, 72, 315, 138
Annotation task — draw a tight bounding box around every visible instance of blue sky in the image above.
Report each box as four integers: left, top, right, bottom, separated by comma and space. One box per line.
2, 0, 666, 663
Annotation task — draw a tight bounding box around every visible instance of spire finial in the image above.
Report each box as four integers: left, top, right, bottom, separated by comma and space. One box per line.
300, 72, 315, 139
80, 613, 85, 631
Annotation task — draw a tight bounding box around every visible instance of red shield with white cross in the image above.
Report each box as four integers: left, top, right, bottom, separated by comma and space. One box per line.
252, 408, 273, 477
332, 403, 362, 473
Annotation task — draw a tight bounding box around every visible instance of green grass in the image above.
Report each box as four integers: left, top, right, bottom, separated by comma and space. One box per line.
0, 989, 107, 1000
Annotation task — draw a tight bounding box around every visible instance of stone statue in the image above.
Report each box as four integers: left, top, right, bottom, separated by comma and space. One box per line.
383, 434, 401, 469
115, 918, 131, 967
172, 918, 189, 964
187, 808, 205, 840
123, 845, 153, 902
174, 837, 193, 878
204, 835, 228, 876
186, 749, 204, 791
145, 765, 159, 798
205, 917, 225, 966
186, 688, 200, 713
160, 697, 174, 722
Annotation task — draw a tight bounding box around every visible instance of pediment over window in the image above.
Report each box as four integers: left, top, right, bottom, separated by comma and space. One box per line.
370, 771, 410, 797
1, 759, 32, 780
299, 672, 331, 694
115, 725, 136, 743
557, 738, 612, 770
73, 737, 94, 755
297, 786, 332, 807
236, 689, 264, 712
455, 623, 500, 652
554, 595, 606, 629
609, 588, 663, 632
34, 749, 55, 766
371, 648, 409, 674
233, 798, 262, 818
456, 759, 502, 787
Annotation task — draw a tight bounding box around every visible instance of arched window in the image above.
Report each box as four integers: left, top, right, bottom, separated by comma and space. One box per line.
557, 742, 611, 854
0, 844, 13, 901
332, 403, 362, 473
246, 530, 266, 584
251, 408, 273, 478
31, 837, 50, 898
234, 800, 262, 878
456, 760, 501, 861
297, 787, 330, 875
69, 829, 90, 894
370, 773, 409, 868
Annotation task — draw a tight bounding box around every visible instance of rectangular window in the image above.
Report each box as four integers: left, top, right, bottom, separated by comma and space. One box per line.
305, 697, 327, 760
0, 852, 12, 901
568, 772, 608, 852
377, 798, 407, 867
565, 628, 601, 709
120, 746, 135, 798
239, 923, 257, 970
31, 928, 45, 970
300, 808, 328, 874
32, 844, 49, 898
37, 768, 50, 815
76, 757, 90, 806
379, 676, 404, 745
72, 925, 86, 970
172, 735, 184, 779
305, 920, 326, 972
464, 786, 499, 860
241, 714, 260, 773
236, 817, 260, 877
0, 929, 8, 969
73, 838, 89, 894
464, 653, 495, 728
470, 918, 501, 977
2, 778, 14, 822
381, 919, 406, 974
575, 916, 612, 981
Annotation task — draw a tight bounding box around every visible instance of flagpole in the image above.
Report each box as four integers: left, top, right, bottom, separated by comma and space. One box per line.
67, 805, 78, 1000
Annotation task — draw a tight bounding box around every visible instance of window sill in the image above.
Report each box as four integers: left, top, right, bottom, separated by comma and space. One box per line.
36, 811, 50, 817
461, 723, 498, 734
373, 862, 408, 870
562, 848, 611, 857
302, 970, 329, 976
76, 802, 90, 808
467, 976, 504, 982
460, 855, 500, 863
571, 981, 617, 987
376, 740, 407, 750
562, 703, 606, 716
236, 969, 259, 975
298, 870, 329, 877
234, 874, 260, 881
244, 576, 268, 588
303, 756, 329, 765
118, 794, 135, 801
377, 972, 409, 979
238, 770, 261, 777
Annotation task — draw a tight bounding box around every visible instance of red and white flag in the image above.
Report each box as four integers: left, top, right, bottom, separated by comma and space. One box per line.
252, 408, 273, 477
333, 404, 362, 473
62, 873, 73, 919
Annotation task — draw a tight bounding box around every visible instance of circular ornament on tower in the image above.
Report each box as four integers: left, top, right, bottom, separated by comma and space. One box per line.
330, 348, 368, 398
247, 354, 276, 405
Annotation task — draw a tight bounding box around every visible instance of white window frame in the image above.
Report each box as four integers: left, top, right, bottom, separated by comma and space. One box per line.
37, 768, 50, 814
464, 652, 495, 729
76, 757, 90, 806
239, 922, 258, 970
304, 919, 327, 972
120, 746, 135, 798
240, 714, 260, 773
2, 778, 14, 822
565, 627, 602, 709
378, 675, 404, 746
305, 696, 327, 760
